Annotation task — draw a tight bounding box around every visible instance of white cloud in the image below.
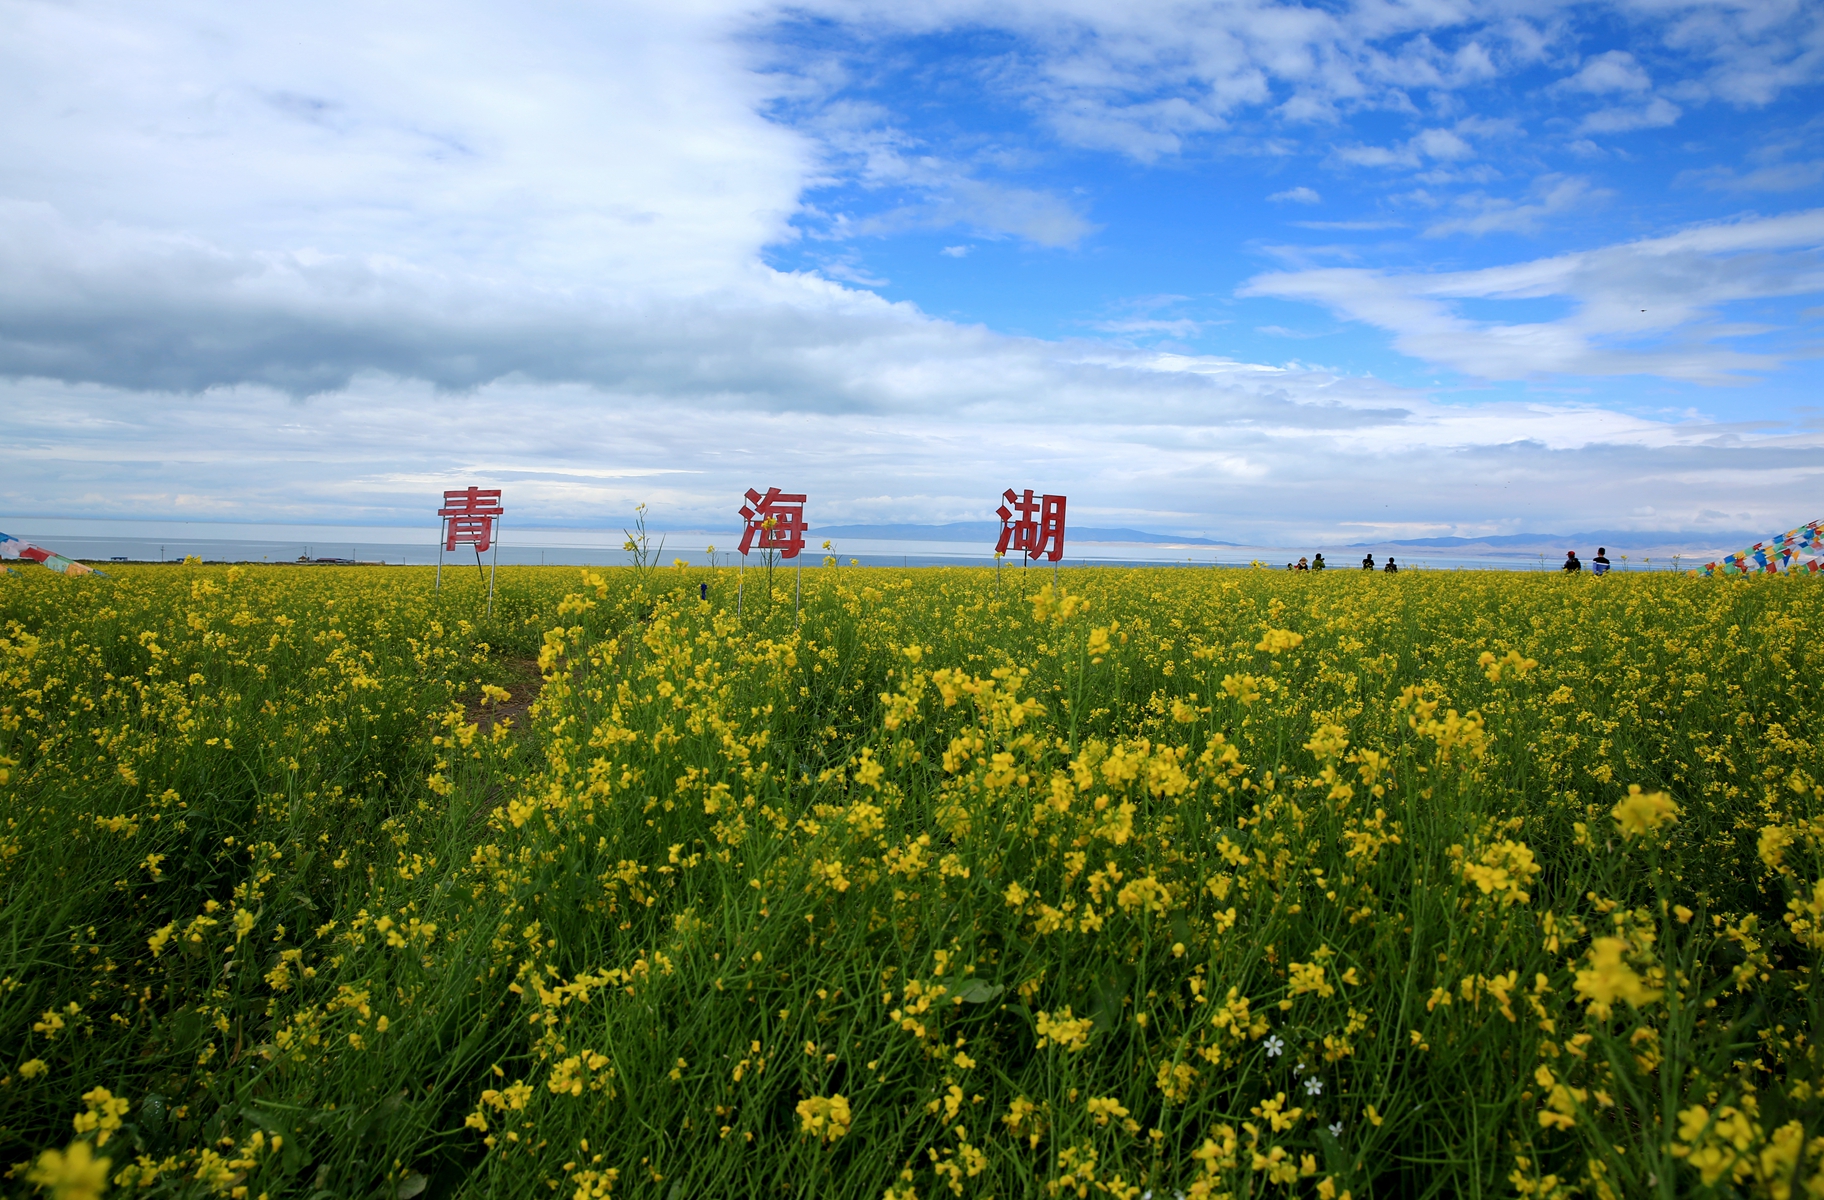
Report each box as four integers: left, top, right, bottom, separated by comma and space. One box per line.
9, 363, 1822, 545
1044, 95, 1231, 163
1413, 128, 1475, 161
1332, 122, 1490, 170
832, 177, 1096, 247
1423, 175, 1606, 237
1270, 186, 1322, 204
0, 0, 810, 292
769, 0, 1820, 166
1090, 317, 1204, 337
0, 198, 911, 395
940, 244, 972, 256
1578, 96, 1682, 134
1242, 208, 1824, 382
1683, 160, 1824, 192
814, 256, 893, 286
1334, 143, 1419, 168
793, 105, 1095, 245
1556, 50, 1653, 95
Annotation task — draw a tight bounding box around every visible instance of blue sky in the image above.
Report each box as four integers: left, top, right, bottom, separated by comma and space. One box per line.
1, 0, 1822, 544
762, 9, 1824, 402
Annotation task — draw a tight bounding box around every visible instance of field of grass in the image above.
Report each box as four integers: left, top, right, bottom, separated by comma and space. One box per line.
3, 559, 1822, 1199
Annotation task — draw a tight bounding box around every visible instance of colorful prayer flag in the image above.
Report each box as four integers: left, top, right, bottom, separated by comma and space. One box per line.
1694, 519, 1824, 577
0, 532, 108, 577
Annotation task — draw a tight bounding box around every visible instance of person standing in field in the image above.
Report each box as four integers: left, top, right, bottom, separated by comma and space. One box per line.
1312, 553, 1326, 570
1384, 557, 1399, 574
1362, 553, 1375, 570
1591, 547, 1611, 576
1563, 550, 1582, 573
1296, 556, 1309, 572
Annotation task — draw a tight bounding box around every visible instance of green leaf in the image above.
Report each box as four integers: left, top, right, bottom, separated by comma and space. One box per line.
953, 978, 1004, 1004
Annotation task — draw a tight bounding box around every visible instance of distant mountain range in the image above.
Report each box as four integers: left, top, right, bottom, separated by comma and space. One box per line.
815, 522, 1237, 546
1349, 530, 1752, 551
811, 522, 1756, 552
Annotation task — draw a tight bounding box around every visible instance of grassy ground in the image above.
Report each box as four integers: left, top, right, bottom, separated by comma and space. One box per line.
3, 561, 1821, 1199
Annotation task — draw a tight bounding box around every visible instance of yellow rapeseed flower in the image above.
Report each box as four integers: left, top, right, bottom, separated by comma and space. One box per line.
27, 1142, 110, 1200
1611, 785, 1678, 836
795, 1094, 851, 1142
1255, 628, 1304, 654
1035, 1008, 1093, 1052
1573, 937, 1660, 1018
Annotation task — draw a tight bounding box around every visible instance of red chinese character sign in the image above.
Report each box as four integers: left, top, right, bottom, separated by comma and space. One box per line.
440, 487, 503, 552
736, 487, 808, 621
738, 487, 808, 560
435, 486, 503, 611
996, 488, 1066, 562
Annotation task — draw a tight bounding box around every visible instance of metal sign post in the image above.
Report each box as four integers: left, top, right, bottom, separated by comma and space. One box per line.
487, 520, 500, 616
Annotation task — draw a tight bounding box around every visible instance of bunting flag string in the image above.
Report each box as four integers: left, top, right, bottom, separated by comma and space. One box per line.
0, 531, 108, 578
1692, 518, 1824, 577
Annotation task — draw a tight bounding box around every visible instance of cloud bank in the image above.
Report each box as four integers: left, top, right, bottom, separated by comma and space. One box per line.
1, 0, 1822, 542
1243, 209, 1824, 383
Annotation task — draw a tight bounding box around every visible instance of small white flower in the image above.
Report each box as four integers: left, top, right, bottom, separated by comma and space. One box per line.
1304, 1077, 1324, 1096
1294, 1061, 1306, 1075
1329, 1121, 1343, 1137
1263, 1035, 1285, 1057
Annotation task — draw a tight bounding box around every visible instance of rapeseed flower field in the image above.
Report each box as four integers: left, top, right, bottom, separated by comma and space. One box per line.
3, 561, 1821, 1198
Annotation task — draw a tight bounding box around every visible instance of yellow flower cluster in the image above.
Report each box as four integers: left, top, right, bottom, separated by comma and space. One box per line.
795, 1093, 852, 1142
6, 560, 1824, 1198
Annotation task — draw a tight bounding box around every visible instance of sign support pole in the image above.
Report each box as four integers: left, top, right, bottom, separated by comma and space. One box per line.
488, 522, 499, 617
436, 520, 445, 591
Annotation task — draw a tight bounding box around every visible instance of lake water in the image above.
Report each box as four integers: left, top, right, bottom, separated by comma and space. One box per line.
1, 517, 1714, 572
